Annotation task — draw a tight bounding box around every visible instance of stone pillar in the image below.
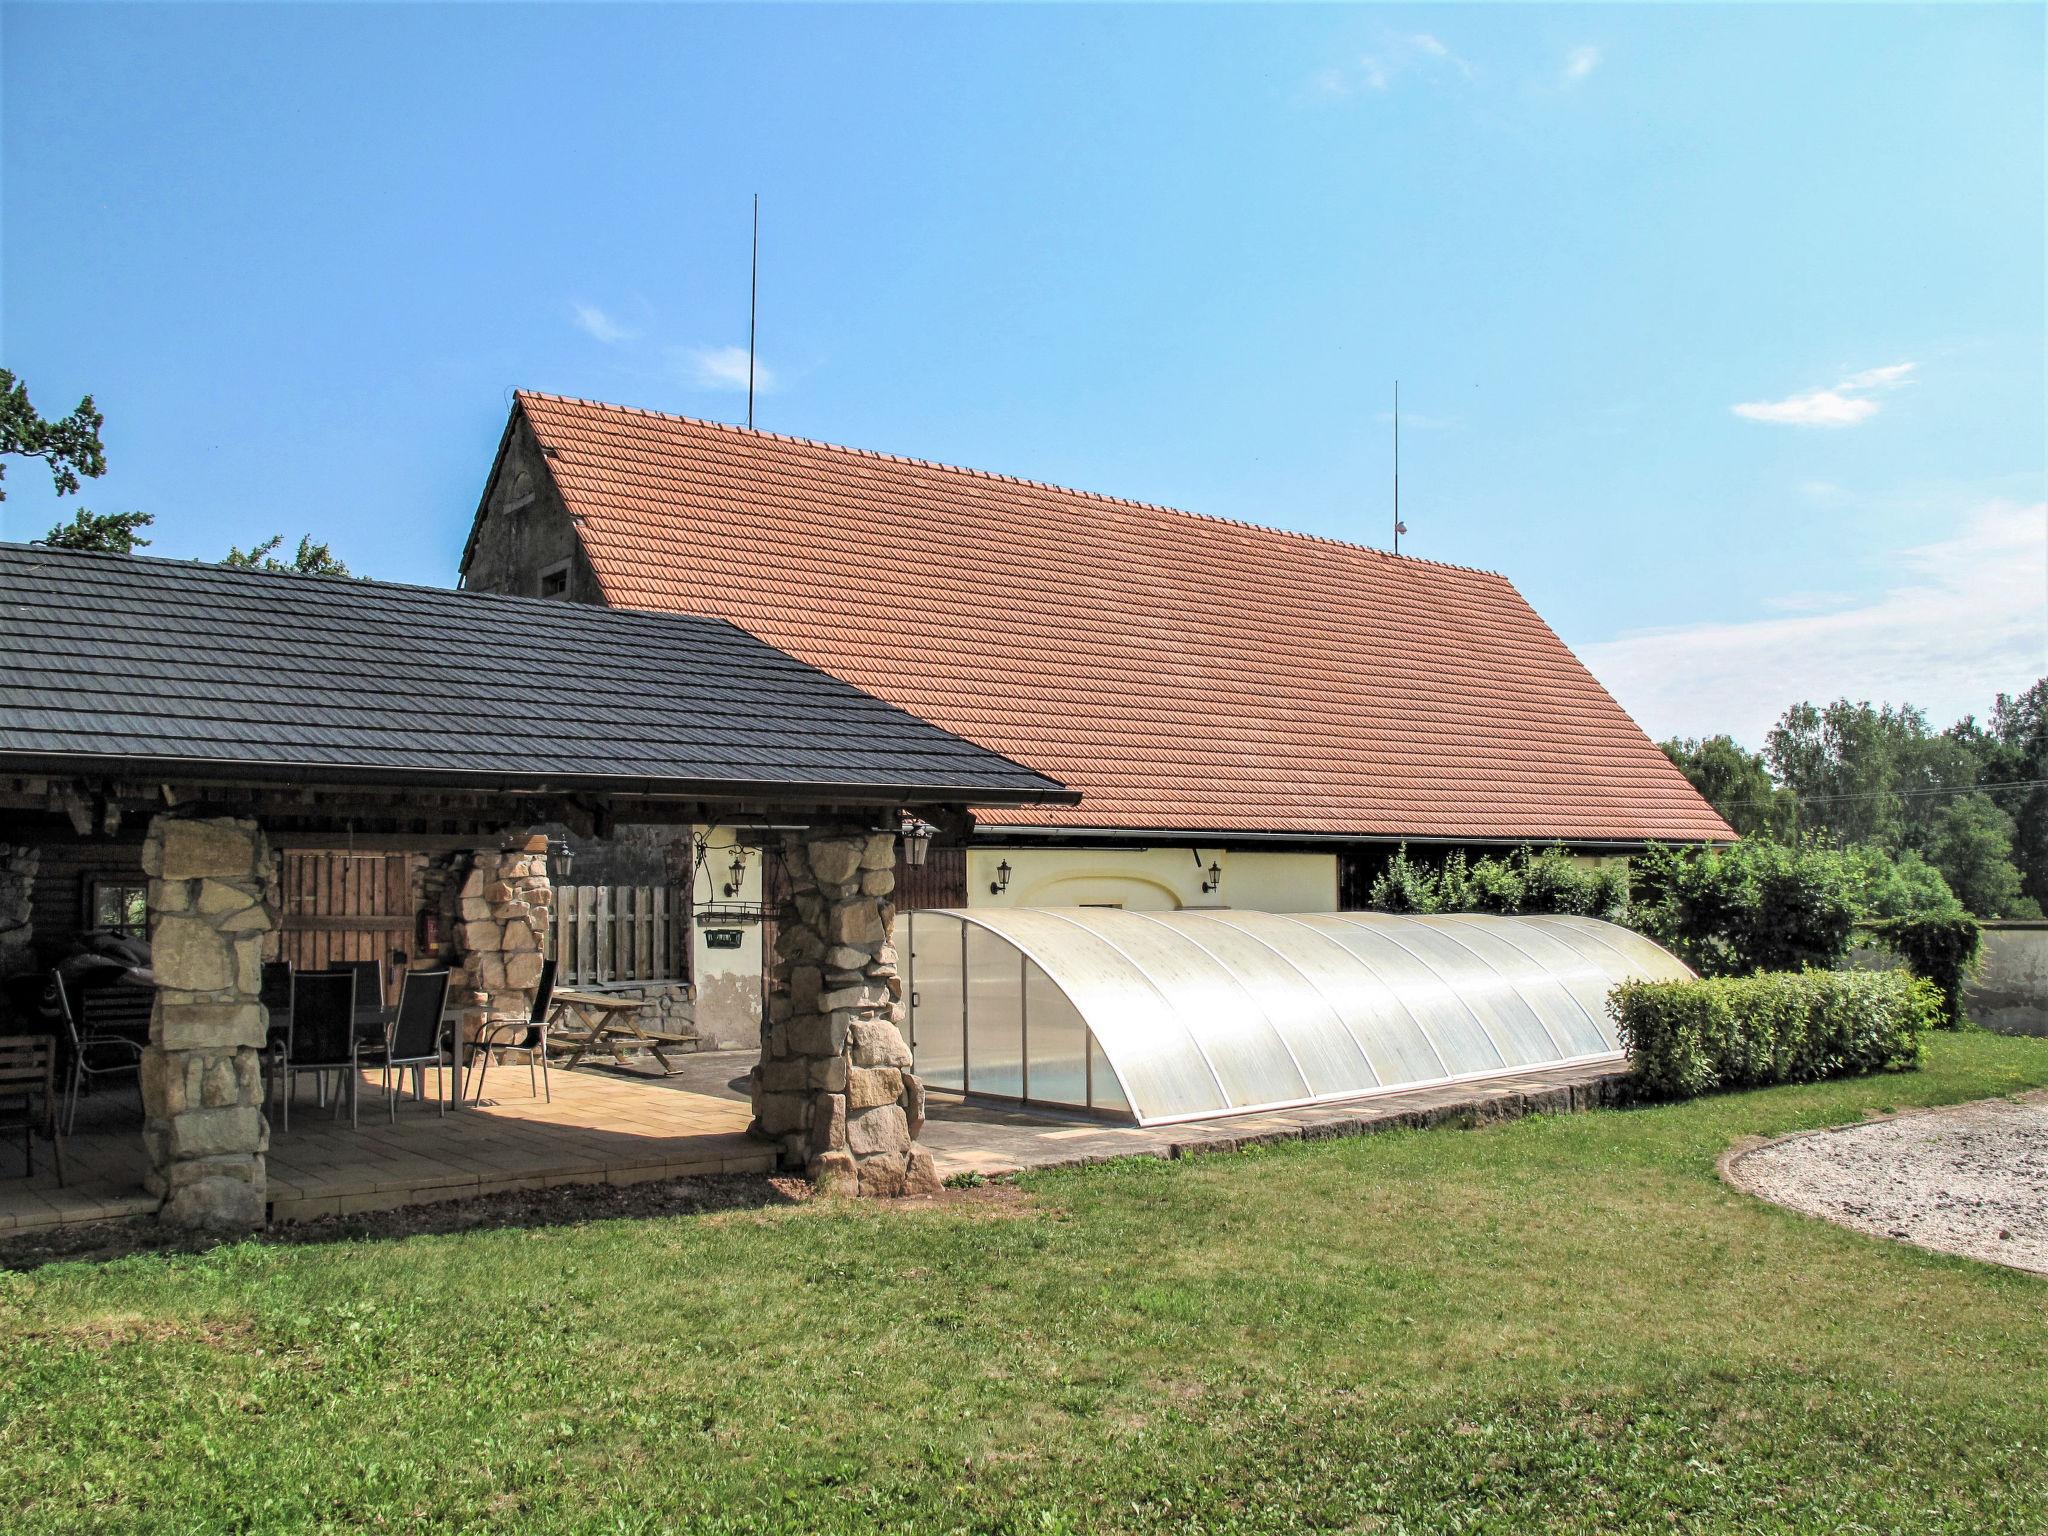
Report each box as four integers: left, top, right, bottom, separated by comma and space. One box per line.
451, 834, 554, 1045
0, 841, 36, 984
754, 822, 939, 1197
140, 815, 275, 1230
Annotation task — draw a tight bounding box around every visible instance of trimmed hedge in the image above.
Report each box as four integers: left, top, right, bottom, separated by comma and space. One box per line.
1611, 968, 1935, 1100
1862, 915, 1983, 1029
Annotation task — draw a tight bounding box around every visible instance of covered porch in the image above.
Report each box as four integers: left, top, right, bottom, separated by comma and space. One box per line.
0, 1060, 764, 1232
0, 546, 1073, 1232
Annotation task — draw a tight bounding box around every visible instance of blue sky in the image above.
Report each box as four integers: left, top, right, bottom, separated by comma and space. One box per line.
3, 3, 2042, 749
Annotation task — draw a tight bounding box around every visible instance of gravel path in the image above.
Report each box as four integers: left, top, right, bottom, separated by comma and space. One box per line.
1726, 1091, 2048, 1275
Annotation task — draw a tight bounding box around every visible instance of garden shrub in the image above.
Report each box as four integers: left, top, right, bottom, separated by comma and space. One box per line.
1611, 968, 1935, 1099
1861, 915, 1983, 1029
1626, 839, 1859, 976
1366, 844, 1627, 920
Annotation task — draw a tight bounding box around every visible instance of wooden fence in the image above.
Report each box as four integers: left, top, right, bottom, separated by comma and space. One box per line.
551, 884, 689, 987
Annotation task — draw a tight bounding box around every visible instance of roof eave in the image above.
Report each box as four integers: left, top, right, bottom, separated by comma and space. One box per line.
0, 749, 1078, 811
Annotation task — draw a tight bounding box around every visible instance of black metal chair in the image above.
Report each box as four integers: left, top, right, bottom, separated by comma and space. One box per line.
363, 969, 452, 1119
0, 1035, 64, 1184
329, 959, 384, 1010
51, 971, 144, 1133
275, 970, 360, 1131
467, 959, 558, 1104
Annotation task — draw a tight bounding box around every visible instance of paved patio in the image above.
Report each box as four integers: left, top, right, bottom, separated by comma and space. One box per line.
0, 1060, 766, 1233
3, 1048, 1627, 1235
633, 1049, 1629, 1179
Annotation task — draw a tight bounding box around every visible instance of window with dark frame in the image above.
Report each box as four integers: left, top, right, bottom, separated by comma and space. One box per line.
89, 879, 149, 937
537, 559, 571, 599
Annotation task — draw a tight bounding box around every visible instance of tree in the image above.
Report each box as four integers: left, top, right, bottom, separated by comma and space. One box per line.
222, 534, 351, 578
1660, 735, 1797, 839
1972, 679, 2048, 909
1921, 793, 2024, 917
1842, 844, 1963, 920
37, 506, 155, 554
2, 368, 152, 552
1, 369, 106, 500
1765, 699, 1925, 847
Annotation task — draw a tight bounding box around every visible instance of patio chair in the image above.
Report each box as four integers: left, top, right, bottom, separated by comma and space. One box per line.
0, 1035, 65, 1185
467, 958, 557, 1104
51, 970, 144, 1134
275, 970, 361, 1131
362, 969, 452, 1120
330, 959, 384, 1010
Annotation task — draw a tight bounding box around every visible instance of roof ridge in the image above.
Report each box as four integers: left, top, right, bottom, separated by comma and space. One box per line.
512, 389, 1506, 581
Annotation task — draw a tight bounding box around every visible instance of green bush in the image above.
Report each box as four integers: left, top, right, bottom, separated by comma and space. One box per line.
1626, 839, 1859, 976
1366, 844, 1627, 920
1862, 915, 1983, 1029
1611, 968, 1934, 1099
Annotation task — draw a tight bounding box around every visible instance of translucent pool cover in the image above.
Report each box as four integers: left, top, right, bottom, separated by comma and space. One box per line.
904, 908, 1692, 1125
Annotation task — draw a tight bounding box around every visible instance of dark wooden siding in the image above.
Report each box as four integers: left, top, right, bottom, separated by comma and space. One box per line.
29, 840, 148, 962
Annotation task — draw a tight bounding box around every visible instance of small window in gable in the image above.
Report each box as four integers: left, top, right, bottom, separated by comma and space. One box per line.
537, 560, 571, 600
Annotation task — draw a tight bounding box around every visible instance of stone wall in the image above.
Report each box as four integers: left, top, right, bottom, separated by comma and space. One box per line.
452, 835, 554, 1043
461, 415, 603, 604
753, 823, 938, 1197
140, 815, 274, 1230
1968, 922, 2048, 1036
0, 841, 35, 980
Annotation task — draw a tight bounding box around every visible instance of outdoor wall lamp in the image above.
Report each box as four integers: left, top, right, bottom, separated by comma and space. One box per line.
548, 837, 575, 881
1202, 860, 1222, 894
722, 850, 748, 898
990, 859, 1012, 896
900, 818, 935, 867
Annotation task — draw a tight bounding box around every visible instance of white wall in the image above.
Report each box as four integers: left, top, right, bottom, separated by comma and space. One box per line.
967, 845, 1338, 913
690, 824, 765, 1049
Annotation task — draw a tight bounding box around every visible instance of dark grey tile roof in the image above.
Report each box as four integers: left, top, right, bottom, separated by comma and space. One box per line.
0, 544, 1072, 805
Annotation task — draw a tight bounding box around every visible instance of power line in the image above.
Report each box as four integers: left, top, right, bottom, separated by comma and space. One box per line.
1697, 776, 2048, 813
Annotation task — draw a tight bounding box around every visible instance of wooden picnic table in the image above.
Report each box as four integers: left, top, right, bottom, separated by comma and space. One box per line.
550, 989, 697, 1076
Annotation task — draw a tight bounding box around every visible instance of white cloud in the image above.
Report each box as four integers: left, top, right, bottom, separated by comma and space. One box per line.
1314, 32, 1471, 97
1733, 361, 1916, 427
1579, 499, 2048, 747
684, 344, 774, 394
571, 302, 633, 344
1562, 45, 1601, 86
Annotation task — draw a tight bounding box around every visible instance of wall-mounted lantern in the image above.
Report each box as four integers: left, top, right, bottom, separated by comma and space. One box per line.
990, 859, 1012, 896
722, 850, 749, 898
548, 836, 576, 882
1201, 860, 1222, 894
900, 818, 934, 867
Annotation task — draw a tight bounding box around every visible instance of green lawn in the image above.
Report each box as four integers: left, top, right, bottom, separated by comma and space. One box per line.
5, 1033, 2047, 1535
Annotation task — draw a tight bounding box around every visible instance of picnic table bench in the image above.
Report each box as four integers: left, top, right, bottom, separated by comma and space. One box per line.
549, 989, 699, 1076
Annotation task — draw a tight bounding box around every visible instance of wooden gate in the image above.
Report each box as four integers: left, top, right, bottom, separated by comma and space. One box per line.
550, 885, 688, 987
277, 851, 422, 1003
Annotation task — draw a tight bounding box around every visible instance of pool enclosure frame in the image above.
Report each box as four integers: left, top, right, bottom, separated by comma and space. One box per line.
903, 908, 1692, 1126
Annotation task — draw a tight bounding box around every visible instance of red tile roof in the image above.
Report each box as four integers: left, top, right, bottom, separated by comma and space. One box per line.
510, 391, 1733, 843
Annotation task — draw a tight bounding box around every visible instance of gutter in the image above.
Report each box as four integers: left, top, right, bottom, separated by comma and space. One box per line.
0, 749, 1079, 810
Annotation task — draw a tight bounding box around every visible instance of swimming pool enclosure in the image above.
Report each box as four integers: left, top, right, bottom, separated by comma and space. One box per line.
902, 908, 1690, 1125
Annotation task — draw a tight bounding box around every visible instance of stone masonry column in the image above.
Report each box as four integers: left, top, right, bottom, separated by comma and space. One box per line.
452, 833, 554, 1049
754, 821, 939, 1197
140, 815, 275, 1230
0, 841, 37, 984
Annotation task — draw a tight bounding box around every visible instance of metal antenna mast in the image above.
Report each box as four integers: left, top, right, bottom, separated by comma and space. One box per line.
747, 194, 760, 430
1392, 381, 1405, 555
